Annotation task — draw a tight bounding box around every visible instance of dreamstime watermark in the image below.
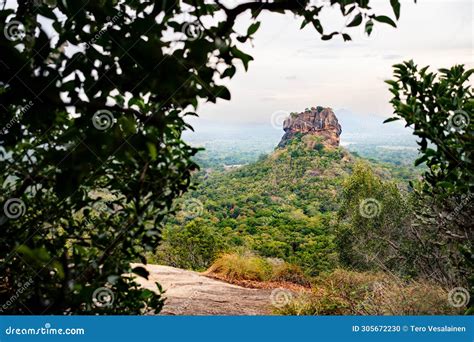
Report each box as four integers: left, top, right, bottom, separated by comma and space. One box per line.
359, 198, 382, 218
447, 110, 470, 132
447, 287, 470, 308
1, 101, 34, 135
445, 193, 473, 221
4, 20, 25, 41
181, 21, 203, 41
84, 11, 124, 49
356, 281, 386, 313
0, 277, 34, 313
180, 198, 204, 219
92, 110, 115, 130
5, 323, 85, 336
174, 290, 199, 315
92, 287, 114, 308
3, 198, 26, 219
82, 199, 114, 227
270, 288, 293, 308
270, 110, 290, 130
31, 0, 57, 7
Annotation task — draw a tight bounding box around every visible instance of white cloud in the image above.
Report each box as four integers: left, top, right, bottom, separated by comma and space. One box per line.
195, 0, 473, 126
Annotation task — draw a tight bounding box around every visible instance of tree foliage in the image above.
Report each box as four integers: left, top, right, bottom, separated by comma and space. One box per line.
336, 162, 411, 272
386, 61, 473, 195
386, 62, 473, 297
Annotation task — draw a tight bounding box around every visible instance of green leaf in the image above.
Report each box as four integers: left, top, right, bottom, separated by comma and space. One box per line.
347, 13, 363, 27
216, 86, 231, 101
415, 154, 429, 166
390, 0, 401, 20
132, 266, 150, 279
247, 22, 261, 36
147, 142, 158, 160
383, 117, 400, 123
374, 15, 397, 28
312, 19, 323, 34
231, 47, 254, 71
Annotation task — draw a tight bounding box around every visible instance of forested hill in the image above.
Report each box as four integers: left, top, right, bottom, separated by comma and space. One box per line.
154, 131, 413, 277
148, 102, 468, 316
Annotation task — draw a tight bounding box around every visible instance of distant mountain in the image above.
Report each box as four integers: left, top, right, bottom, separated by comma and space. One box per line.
184, 108, 419, 169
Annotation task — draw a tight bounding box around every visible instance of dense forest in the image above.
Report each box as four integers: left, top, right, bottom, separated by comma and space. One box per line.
152, 114, 472, 314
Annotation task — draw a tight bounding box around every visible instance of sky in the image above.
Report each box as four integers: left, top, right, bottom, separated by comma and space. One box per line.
191, 0, 473, 130
4, 0, 472, 134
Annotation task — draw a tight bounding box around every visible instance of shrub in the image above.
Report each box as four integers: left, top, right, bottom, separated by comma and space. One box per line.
207, 253, 312, 287
271, 263, 311, 287
206, 253, 273, 282
276, 269, 461, 315
153, 220, 226, 271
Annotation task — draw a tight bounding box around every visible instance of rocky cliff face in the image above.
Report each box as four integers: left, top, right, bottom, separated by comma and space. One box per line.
278, 106, 342, 148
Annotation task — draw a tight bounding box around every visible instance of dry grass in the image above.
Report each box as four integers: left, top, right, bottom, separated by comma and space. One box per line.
205, 253, 273, 282
205, 253, 311, 291
276, 269, 462, 315
271, 263, 311, 287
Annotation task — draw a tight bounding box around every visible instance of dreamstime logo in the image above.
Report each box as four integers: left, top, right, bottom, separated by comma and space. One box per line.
3, 198, 26, 219
447, 110, 470, 132
92, 287, 114, 308
270, 288, 293, 308
84, 11, 124, 49
0, 101, 34, 135
92, 110, 115, 130
0, 277, 34, 313
447, 287, 470, 308
270, 110, 290, 130
359, 198, 381, 218
182, 22, 203, 41
445, 193, 473, 221
32, 0, 57, 7
4, 20, 26, 41
175, 290, 199, 314
180, 198, 204, 219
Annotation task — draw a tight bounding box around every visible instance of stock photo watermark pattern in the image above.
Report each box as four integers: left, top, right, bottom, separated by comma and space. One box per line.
359, 198, 382, 218
447, 287, 470, 309
92, 287, 115, 308
92, 110, 115, 131
3, 198, 26, 219
0, 278, 34, 313
4, 322, 85, 336
180, 198, 204, 219
3, 19, 25, 41
270, 288, 293, 309
447, 110, 470, 132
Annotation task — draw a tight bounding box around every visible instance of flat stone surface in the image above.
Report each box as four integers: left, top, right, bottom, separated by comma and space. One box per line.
132, 264, 273, 315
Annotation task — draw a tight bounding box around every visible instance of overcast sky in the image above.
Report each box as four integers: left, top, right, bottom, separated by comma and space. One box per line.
193, 0, 473, 128
4, 0, 471, 129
